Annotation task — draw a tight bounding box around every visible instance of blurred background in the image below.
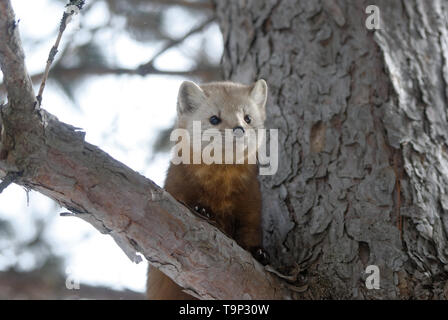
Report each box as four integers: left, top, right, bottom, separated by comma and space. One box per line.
0, 0, 222, 299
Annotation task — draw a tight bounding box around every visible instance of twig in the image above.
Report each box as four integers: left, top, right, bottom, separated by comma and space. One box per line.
137, 16, 215, 75
0, 171, 21, 193
0, 52, 221, 97
35, 0, 85, 106
1, 65, 221, 94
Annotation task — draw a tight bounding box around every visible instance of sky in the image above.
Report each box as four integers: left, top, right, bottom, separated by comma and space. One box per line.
0, 0, 223, 293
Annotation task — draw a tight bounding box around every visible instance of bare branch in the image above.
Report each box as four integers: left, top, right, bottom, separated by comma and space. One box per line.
49, 64, 221, 79
0, 0, 36, 110
36, 1, 85, 106
0, 65, 221, 96
137, 16, 216, 75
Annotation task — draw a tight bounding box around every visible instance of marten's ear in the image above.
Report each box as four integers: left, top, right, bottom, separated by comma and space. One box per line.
249, 79, 268, 122
177, 81, 205, 114
250, 79, 268, 110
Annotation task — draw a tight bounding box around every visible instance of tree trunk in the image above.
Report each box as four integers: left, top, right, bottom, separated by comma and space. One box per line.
215, 0, 448, 299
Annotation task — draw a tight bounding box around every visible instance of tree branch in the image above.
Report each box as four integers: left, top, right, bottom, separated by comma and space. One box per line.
36, 0, 85, 106
0, 0, 291, 300
137, 16, 216, 74
0, 0, 35, 111
49, 64, 220, 80
0, 65, 221, 96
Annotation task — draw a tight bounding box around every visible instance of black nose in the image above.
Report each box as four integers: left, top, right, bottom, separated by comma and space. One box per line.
233, 126, 245, 133
233, 126, 245, 138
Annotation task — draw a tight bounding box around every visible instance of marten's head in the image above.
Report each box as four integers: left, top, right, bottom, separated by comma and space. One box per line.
174, 80, 268, 164
176, 80, 267, 133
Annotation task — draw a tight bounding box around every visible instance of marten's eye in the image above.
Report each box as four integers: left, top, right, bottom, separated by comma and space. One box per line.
209, 115, 221, 125
244, 115, 252, 124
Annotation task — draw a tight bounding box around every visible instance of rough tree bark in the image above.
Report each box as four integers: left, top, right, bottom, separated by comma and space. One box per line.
0, 0, 292, 300
215, 0, 448, 299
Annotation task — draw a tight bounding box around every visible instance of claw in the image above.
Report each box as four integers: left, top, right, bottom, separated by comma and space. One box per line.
200, 208, 212, 218
251, 247, 270, 265
193, 204, 213, 219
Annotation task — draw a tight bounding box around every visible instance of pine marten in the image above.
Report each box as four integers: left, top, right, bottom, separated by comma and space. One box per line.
146, 80, 269, 300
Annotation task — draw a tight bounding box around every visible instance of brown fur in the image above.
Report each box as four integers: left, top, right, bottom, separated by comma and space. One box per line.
165, 163, 262, 247
146, 80, 267, 300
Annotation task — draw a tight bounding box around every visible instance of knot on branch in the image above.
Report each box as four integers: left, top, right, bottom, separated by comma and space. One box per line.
136, 63, 156, 76
0, 170, 22, 193
66, 0, 85, 10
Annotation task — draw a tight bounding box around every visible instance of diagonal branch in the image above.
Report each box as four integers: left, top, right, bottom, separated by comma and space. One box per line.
36, 0, 85, 106
0, 0, 291, 300
137, 16, 216, 75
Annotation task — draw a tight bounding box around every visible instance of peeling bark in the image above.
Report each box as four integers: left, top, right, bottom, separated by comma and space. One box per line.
215, 0, 448, 299
0, 0, 292, 300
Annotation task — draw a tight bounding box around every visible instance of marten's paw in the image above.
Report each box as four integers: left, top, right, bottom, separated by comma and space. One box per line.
250, 247, 270, 266
194, 204, 213, 219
